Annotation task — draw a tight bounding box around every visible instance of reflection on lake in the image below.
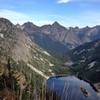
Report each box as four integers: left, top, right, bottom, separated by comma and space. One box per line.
46, 76, 100, 100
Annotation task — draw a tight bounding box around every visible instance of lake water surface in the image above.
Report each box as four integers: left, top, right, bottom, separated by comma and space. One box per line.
46, 76, 100, 100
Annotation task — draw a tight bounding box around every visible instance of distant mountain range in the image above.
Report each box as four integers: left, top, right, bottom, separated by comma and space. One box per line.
22, 21, 100, 55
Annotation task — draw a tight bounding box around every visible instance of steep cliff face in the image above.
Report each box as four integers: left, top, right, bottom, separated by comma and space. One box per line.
0, 18, 17, 61
0, 18, 33, 62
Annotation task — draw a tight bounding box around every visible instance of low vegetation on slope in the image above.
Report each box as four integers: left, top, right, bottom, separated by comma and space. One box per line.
69, 39, 100, 83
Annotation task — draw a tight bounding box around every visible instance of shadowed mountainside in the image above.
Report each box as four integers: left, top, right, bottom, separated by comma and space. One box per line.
69, 39, 100, 83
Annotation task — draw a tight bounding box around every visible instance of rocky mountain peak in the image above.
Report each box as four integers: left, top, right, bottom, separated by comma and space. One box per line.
52, 21, 66, 29
23, 22, 39, 29
16, 24, 22, 29
0, 18, 14, 32
22, 22, 39, 33
0, 18, 13, 25
52, 21, 60, 26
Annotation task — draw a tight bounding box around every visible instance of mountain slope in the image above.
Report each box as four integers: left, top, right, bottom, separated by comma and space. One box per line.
69, 39, 100, 83
0, 18, 69, 76
22, 22, 69, 55
0, 18, 34, 62
22, 21, 100, 56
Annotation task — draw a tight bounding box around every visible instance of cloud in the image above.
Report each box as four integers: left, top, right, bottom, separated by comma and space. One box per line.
68, 10, 100, 27
0, 9, 100, 27
0, 9, 54, 26
57, 0, 71, 4
0, 9, 32, 24
57, 0, 100, 4
80, 11, 100, 25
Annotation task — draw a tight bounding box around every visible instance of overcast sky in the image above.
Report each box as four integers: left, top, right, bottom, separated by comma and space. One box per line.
0, 0, 100, 27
